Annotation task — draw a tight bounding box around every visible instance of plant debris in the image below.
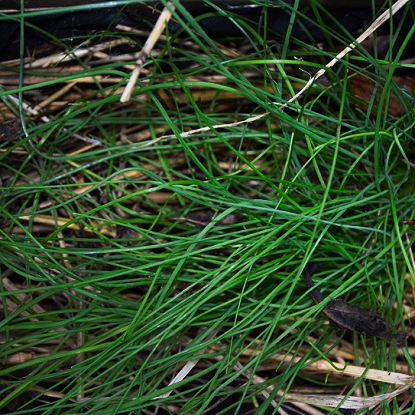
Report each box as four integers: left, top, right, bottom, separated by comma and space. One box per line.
304, 263, 406, 347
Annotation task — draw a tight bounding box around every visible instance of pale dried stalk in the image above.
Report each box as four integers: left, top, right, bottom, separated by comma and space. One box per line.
120, 2, 177, 102
281, 0, 410, 108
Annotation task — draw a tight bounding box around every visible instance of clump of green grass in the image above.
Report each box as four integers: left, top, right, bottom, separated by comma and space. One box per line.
0, 0, 414, 414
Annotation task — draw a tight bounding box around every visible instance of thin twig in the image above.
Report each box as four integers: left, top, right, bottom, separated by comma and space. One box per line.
120, 1, 177, 102
281, 0, 410, 109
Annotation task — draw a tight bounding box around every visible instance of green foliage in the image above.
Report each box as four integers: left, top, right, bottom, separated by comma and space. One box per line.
0, 0, 414, 413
